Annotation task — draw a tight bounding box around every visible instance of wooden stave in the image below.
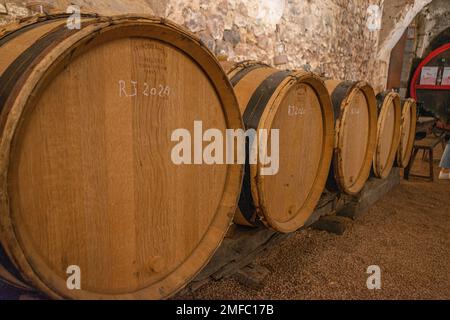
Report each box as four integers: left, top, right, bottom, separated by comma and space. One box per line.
227, 60, 271, 81
373, 91, 402, 179
230, 64, 284, 226
228, 62, 335, 233
325, 80, 378, 195
0, 12, 100, 41
0, 17, 137, 298
396, 98, 417, 168
0, 13, 81, 293
0, 15, 244, 300
257, 70, 335, 232
240, 69, 293, 228
230, 64, 289, 227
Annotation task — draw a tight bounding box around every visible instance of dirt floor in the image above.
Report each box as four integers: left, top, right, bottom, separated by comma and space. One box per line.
1, 144, 449, 300
178, 146, 450, 300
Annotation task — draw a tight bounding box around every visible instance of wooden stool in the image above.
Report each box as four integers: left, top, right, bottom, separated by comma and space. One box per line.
405, 136, 447, 181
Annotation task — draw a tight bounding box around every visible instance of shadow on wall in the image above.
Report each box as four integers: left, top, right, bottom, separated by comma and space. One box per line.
0, 0, 155, 17
415, 0, 450, 58
423, 27, 450, 57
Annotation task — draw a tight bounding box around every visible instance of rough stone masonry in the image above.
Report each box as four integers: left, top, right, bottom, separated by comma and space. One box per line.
0, 0, 439, 93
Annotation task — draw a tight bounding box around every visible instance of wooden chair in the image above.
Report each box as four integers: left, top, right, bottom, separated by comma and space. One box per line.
405, 136, 447, 181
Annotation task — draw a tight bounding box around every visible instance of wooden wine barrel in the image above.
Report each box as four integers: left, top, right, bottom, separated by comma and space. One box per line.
0, 14, 243, 299
397, 98, 417, 168
325, 81, 378, 195
373, 91, 402, 179
227, 61, 334, 233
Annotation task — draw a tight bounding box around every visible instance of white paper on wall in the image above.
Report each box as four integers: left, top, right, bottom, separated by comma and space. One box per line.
441, 68, 450, 85
420, 66, 438, 85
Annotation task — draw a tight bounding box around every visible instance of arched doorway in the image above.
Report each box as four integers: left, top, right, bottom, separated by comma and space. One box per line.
410, 42, 450, 132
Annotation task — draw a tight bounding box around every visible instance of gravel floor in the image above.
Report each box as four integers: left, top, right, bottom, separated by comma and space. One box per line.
179, 152, 450, 300
1, 149, 449, 300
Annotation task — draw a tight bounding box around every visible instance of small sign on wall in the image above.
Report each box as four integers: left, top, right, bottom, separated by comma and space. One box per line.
441, 68, 450, 85
420, 66, 438, 85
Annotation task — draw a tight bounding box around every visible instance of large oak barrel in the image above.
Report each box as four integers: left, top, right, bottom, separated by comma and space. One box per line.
227, 61, 334, 233
325, 81, 378, 195
397, 98, 417, 168
373, 91, 402, 179
0, 14, 243, 299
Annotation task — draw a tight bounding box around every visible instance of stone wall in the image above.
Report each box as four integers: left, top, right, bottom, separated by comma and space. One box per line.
0, 0, 447, 92
415, 0, 450, 57
382, 0, 450, 96
0, 1, 154, 17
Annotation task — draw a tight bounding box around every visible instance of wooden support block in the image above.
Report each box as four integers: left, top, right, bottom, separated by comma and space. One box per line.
233, 264, 270, 290
177, 226, 287, 295
310, 216, 350, 235
304, 191, 338, 227
338, 168, 400, 219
